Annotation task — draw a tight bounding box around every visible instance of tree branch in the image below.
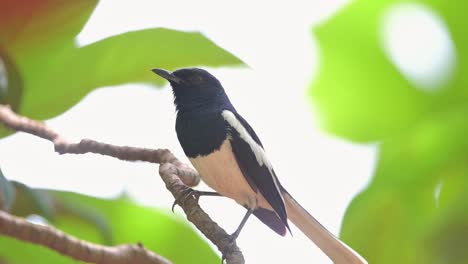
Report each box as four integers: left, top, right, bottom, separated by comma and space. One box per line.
0, 211, 170, 264
0, 105, 199, 187
0, 104, 245, 264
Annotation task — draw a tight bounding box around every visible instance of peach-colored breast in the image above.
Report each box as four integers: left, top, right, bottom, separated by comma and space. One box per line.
189, 140, 271, 209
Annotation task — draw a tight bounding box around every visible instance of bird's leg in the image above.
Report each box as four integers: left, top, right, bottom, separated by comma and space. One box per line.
230, 207, 255, 240
172, 188, 221, 211
221, 208, 255, 263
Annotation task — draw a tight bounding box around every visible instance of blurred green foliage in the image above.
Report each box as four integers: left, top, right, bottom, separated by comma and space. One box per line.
310, 0, 468, 263
0, 0, 242, 138
0, 0, 243, 263
0, 179, 219, 263
0, 168, 15, 211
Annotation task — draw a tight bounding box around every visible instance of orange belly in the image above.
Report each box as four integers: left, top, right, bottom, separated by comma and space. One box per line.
190, 140, 271, 209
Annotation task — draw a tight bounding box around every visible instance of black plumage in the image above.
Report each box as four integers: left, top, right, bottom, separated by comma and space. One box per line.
152, 67, 368, 264
153, 67, 288, 235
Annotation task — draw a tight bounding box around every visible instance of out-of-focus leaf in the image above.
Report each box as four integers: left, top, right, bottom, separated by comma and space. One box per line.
371, 106, 468, 188
0, 47, 23, 136
0, 0, 243, 138
341, 180, 439, 264
0, 168, 15, 211
0, 236, 78, 264
10, 182, 55, 220
58, 196, 113, 244
312, 1, 468, 263
310, 0, 429, 141
426, 159, 468, 264
341, 190, 412, 264
0, 0, 96, 139
51, 191, 219, 264
1, 190, 219, 263
309, 0, 467, 142
427, 0, 468, 99
0, 48, 22, 111
0, 0, 97, 58
429, 217, 468, 264
341, 106, 468, 264
8, 182, 111, 243
20, 28, 243, 120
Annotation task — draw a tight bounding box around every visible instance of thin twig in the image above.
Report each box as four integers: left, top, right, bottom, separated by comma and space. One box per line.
0, 105, 199, 187
0, 104, 245, 264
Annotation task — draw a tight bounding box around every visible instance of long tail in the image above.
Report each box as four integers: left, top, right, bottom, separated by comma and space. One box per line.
282, 190, 367, 264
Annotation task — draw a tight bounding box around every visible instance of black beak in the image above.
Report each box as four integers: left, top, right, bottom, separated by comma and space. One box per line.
151, 68, 183, 84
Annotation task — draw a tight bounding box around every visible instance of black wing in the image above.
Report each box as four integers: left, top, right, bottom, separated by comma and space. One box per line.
227, 112, 290, 235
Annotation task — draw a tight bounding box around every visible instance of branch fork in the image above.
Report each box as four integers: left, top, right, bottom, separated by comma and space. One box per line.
0, 104, 244, 264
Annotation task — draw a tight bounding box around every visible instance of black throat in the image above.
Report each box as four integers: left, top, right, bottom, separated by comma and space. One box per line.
174, 91, 235, 158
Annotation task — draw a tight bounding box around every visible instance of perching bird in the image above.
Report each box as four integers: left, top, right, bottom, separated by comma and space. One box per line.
152, 68, 367, 264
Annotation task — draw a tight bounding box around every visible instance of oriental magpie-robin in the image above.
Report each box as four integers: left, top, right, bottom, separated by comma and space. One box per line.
152, 68, 367, 264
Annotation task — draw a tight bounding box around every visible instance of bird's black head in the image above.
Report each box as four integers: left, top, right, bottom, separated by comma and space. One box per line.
152, 68, 231, 112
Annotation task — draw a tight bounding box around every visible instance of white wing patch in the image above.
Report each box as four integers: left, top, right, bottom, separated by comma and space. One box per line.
222, 110, 272, 169
222, 110, 283, 198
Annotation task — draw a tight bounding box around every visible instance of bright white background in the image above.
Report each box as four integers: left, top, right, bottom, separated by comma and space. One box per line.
0, 0, 454, 262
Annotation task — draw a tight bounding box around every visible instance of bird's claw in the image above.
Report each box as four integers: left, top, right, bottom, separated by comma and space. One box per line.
172, 189, 221, 212
172, 188, 196, 212
219, 232, 241, 263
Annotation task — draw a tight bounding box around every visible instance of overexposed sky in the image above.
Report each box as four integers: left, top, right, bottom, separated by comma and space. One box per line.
0, 0, 454, 263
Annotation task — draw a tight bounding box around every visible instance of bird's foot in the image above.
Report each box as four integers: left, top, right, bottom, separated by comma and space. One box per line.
229, 231, 240, 241
172, 188, 221, 212
220, 229, 241, 264
220, 234, 240, 264
172, 188, 195, 211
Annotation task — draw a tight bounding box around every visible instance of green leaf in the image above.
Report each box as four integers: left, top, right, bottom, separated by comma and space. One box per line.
57, 197, 113, 245
318, 0, 468, 264
0, 236, 79, 264
0, 48, 22, 111
0, 0, 97, 139
0, 168, 15, 211
1, 190, 219, 263
426, 178, 468, 264
0, 47, 23, 136
309, 0, 468, 142
11, 182, 55, 220
428, 1, 468, 99
50, 191, 220, 264
20, 28, 243, 120
341, 106, 468, 264
341, 182, 440, 264
312, 2, 468, 263
0, 1, 97, 59
0, 0, 243, 138
8, 182, 112, 245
